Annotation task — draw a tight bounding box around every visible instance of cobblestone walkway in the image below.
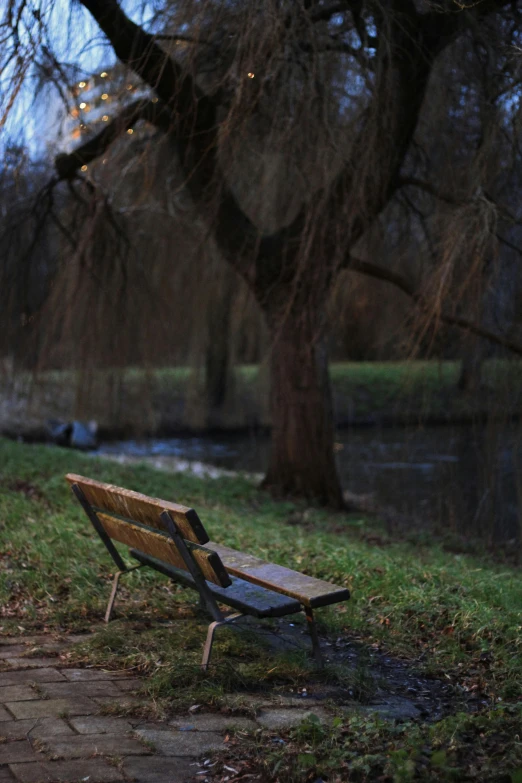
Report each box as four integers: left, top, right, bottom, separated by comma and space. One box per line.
1, 635, 331, 783
0, 636, 259, 783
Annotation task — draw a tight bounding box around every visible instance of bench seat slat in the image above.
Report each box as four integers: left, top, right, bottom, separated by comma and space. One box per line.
130, 550, 302, 618
66, 474, 208, 544
96, 514, 231, 587
208, 543, 350, 609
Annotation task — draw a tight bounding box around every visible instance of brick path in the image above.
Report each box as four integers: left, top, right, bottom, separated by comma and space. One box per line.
0, 636, 259, 783
1, 635, 332, 783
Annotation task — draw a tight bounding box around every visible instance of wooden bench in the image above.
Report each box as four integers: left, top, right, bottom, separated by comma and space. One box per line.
66, 474, 350, 668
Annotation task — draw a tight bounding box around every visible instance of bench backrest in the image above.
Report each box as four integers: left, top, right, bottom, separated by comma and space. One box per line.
66, 473, 231, 588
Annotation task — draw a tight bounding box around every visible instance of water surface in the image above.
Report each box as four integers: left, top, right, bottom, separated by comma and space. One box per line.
97, 423, 521, 548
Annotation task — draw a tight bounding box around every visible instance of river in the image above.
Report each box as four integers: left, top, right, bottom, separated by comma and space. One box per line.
96, 423, 521, 551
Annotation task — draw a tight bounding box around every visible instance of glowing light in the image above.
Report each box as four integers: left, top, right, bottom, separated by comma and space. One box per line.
151, 97, 158, 103
78, 81, 86, 88
101, 93, 108, 100
127, 128, 134, 134
79, 102, 86, 109
102, 114, 109, 121
127, 84, 133, 90
100, 71, 108, 77
81, 165, 88, 172
247, 72, 255, 78
102, 159, 108, 164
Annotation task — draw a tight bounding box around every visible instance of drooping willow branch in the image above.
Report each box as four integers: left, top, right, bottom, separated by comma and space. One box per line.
54, 98, 522, 364
347, 257, 522, 358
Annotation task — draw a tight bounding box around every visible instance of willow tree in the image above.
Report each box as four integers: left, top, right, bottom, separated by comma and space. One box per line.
2, 0, 521, 506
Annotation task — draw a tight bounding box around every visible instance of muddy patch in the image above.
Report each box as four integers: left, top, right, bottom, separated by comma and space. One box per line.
237, 616, 485, 724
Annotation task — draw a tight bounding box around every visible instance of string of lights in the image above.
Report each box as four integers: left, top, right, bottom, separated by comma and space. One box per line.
66, 64, 148, 156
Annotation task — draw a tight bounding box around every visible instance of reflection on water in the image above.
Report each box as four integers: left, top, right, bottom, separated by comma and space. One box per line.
97, 424, 521, 548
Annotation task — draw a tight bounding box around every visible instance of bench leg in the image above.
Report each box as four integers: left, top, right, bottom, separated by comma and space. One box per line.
104, 565, 144, 623
105, 571, 123, 624
201, 613, 243, 671
305, 607, 324, 668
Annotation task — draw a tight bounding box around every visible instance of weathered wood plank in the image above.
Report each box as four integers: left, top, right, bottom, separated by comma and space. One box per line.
130, 550, 302, 618
208, 543, 351, 608
66, 474, 350, 610
95, 514, 230, 587
66, 474, 208, 543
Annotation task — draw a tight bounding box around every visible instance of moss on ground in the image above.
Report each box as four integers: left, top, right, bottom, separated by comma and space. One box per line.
1, 438, 521, 781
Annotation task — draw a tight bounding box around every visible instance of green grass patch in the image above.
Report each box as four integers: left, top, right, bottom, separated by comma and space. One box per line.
1, 438, 521, 780
213, 704, 522, 782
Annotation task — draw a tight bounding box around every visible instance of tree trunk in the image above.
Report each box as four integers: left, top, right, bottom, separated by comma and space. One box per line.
262, 302, 344, 508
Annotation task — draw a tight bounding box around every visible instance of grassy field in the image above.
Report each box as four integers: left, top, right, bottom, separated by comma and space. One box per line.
2, 359, 521, 437
1, 438, 521, 781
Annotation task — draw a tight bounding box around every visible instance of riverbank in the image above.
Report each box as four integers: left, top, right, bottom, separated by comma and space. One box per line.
1, 360, 521, 441
1, 439, 521, 781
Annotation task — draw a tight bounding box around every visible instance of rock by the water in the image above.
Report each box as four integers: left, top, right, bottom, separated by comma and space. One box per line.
70, 420, 98, 450
46, 419, 73, 446
46, 419, 97, 450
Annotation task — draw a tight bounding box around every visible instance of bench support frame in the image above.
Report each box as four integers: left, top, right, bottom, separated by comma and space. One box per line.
72, 483, 146, 622
305, 607, 323, 667
104, 564, 144, 623
201, 612, 243, 671
160, 511, 247, 669
159, 511, 224, 622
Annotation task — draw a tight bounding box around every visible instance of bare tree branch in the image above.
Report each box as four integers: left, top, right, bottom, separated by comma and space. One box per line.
398, 177, 464, 205
271, 0, 431, 263
54, 99, 173, 180
60, 0, 522, 302
278, 0, 518, 266
79, 0, 214, 132
421, 0, 514, 54
297, 36, 376, 63
76, 0, 264, 282
348, 257, 522, 357
150, 33, 211, 45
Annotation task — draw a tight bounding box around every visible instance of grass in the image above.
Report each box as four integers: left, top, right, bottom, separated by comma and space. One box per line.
216, 705, 522, 782
2, 359, 521, 436
1, 438, 521, 781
